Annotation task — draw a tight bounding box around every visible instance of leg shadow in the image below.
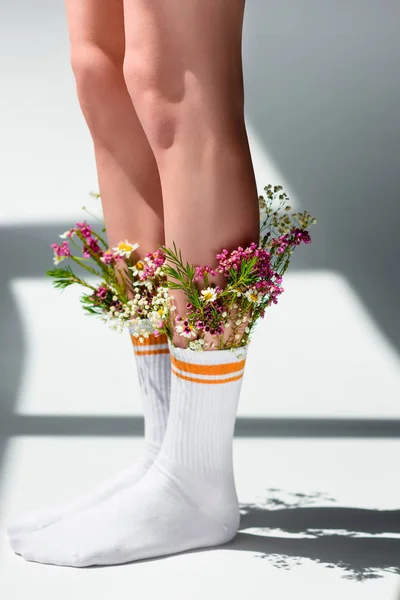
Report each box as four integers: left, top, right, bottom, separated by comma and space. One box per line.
225, 489, 400, 581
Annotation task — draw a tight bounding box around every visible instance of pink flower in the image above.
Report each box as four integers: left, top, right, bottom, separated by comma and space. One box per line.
87, 237, 101, 254
51, 241, 71, 261
100, 251, 115, 265
96, 286, 108, 300
139, 249, 166, 280
217, 242, 273, 281
194, 265, 217, 282
76, 221, 92, 239
82, 237, 102, 257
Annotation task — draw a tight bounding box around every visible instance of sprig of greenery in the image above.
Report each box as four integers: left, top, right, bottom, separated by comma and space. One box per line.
161, 243, 201, 310
46, 266, 95, 291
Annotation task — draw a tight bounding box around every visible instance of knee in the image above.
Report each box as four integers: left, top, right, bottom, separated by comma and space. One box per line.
122, 52, 245, 153
122, 53, 180, 151
70, 45, 123, 135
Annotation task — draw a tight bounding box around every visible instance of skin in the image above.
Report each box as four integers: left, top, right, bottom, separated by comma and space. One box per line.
65, 0, 165, 255
65, 0, 260, 347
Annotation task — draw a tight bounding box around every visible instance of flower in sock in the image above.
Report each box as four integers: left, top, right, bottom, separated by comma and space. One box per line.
244, 289, 263, 303
76, 221, 92, 239
130, 260, 145, 277
139, 249, 166, 280
59, 228, 76, 239
100, 250, 115, 265
47, 183, 315, 348
51, 241, 71, 264
201, 287, 218, 303
159, 186, 315, 349
188, 338, 205, 351
194, 265, 217, 282
113, 240, 140, 258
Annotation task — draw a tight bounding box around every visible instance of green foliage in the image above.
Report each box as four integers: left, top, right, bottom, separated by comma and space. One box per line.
46, 266, 94, 291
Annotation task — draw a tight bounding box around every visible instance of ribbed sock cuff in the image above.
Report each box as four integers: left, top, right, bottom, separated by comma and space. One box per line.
168, 341, 248, 385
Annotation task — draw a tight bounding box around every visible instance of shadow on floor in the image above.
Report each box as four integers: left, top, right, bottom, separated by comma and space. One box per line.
2, 415, 400, 438
231, 489, 400, 581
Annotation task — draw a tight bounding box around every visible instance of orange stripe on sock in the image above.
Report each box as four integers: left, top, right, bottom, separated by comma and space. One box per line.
131, 334, 168, 347
134, 348, 170, 356
170, 355, 245, 377
171, 367, 243, 385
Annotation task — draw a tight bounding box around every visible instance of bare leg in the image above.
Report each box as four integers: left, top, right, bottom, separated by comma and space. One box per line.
9, 2, 259, 567
6, 0, 171, 541
65, 0, 164, 254
122, 0, 260, 340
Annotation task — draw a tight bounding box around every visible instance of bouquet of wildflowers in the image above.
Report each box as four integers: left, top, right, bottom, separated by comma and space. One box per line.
158, 185, 315, 350
48, 185, 315, 349
48, 212, 169, 336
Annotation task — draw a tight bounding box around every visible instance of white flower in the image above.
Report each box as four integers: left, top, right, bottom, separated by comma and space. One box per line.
189, 339, 205, 351
245, 289, 263, 303
113, 240, 139, 258
232, 347, 246, 359
200, 287, 217, 303
130, 260, 145, 277
59, 229, 74, 240
129, 318, 154, 337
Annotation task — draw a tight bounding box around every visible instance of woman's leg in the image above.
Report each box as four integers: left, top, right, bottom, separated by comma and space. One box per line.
122, 0, 260, 333
10, 0, 257, 566
7, 0, 171, 539
66, 0, 164, 253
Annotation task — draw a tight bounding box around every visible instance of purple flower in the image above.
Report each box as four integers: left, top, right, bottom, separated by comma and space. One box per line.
139, 249, 166, 281
96, 286, 108, 300
51, 241, 71, 259
82, 236, 101, 257
194, 265, 217, 282
216, 242, 273, 280
76, 221, 92, 239
100, 251, 115, 265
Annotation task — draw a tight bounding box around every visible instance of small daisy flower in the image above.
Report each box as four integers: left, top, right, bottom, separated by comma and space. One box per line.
130, 260, 145, 277
200, 287, 217, 303
245, 289, 263, 303
113, 240, 139, 258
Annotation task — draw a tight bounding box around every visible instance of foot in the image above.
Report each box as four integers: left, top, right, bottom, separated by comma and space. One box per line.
10, 455, 239, 567
7, 449, 156, 540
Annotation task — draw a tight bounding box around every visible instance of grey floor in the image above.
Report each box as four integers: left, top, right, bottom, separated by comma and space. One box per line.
1, 1, 400, 598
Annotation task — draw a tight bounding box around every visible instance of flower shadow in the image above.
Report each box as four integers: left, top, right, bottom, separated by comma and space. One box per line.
227, 489, 400, 581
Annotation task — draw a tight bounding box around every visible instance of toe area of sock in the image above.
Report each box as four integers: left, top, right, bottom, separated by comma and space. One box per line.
6, 507, 59, 540
9, 528, 84, 567
7, 514, 39, 539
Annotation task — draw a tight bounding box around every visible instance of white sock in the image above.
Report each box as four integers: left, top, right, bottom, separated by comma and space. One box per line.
7, 330, 171, 538
10, 342, 248, 567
